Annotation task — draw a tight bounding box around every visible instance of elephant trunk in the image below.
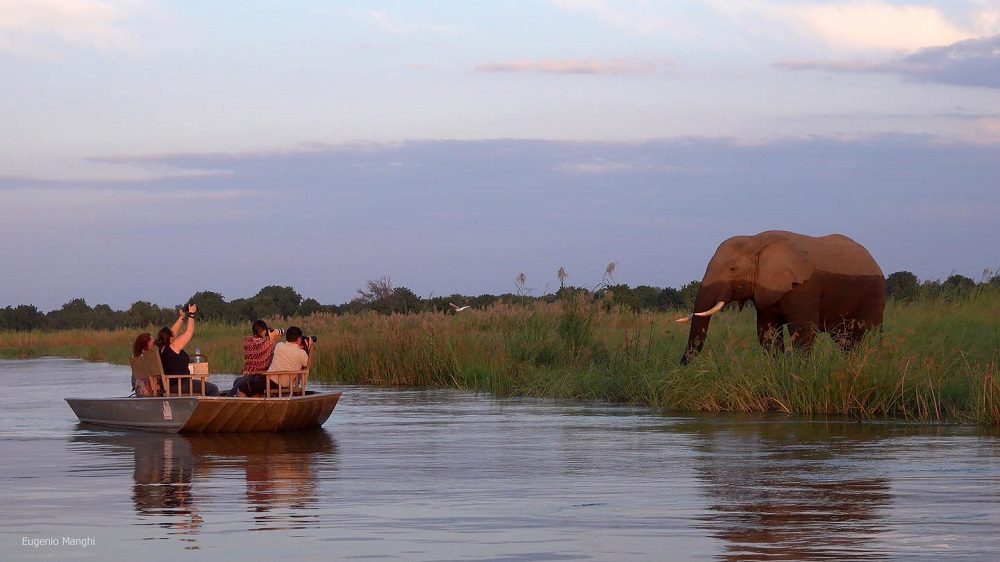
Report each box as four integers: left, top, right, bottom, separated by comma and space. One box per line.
679, 284, 730, 365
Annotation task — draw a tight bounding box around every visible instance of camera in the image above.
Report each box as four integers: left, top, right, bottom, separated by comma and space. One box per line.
269, 328, 285, 336
302, 335, 317, 343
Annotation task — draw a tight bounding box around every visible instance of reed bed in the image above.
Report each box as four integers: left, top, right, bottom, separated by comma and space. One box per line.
1, 291, 997, 424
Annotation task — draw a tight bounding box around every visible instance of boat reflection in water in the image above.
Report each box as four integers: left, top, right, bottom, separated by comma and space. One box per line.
70, 429, 338, 545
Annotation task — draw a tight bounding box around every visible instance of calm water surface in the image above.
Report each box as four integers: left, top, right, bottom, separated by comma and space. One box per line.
1, 357, 999, 561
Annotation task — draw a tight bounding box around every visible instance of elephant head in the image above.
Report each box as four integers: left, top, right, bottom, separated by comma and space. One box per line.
678, 231, 816, 365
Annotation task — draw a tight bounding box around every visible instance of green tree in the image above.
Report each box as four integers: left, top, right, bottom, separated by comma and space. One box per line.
0, 305, 46, 331
187, 291, 228, 321
298, 298, 322, 317
942, 274, 975, 300
628, 285, 684, 311
91, 304, 118, 330
886, 271, 919, 302
47, 298, 93, 329
226, 298, 256, 324
659, 287, 684, 311
598, 284, 638, 311
918, 279, 943, 300
249, 295, 279, 319
122, 301, 169, 328
353, 277, 395, 314
391, 287, 423, 314
253, 286, 302, 319
678, 281, 702, 311
988, 270, 1000, 290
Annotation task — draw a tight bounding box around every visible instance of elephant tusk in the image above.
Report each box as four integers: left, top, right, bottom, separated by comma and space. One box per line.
693, 301, 726, 317
676, 315, 692, 323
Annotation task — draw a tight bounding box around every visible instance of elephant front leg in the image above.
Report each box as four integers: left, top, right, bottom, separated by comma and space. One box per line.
756, 314, 785, 354
787, 322, 819, 353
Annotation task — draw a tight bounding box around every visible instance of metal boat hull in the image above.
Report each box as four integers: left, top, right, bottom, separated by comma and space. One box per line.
65, 391, 341, 433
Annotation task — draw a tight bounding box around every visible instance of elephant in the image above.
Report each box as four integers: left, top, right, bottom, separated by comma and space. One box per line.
678, 230, 886, 365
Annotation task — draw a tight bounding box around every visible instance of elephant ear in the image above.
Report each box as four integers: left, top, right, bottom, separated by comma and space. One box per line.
754, 238, 815, 309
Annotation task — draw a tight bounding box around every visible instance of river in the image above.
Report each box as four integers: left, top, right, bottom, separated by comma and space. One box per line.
1, 357, 998, 561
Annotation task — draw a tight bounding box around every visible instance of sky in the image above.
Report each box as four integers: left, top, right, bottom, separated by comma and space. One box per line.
1, 0, 999, 312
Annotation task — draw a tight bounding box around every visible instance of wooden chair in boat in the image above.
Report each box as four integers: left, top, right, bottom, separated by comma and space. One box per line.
129, 354, 162, 397
246, 343, 314, 398
141, 349, 209, 397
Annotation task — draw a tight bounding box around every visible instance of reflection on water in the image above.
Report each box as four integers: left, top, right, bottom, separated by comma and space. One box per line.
683, 418, 893, 560
69, 430, 337, 546
131, 434, 200, 541
3, 358, 1000, 561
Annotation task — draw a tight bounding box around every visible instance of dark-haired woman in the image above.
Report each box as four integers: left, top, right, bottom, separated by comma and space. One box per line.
153, 304, 220, 396
226, 319, 282, 397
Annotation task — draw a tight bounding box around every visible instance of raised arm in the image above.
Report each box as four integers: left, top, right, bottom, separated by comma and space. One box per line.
170, 304, 197, 353
169, 308, 185, 336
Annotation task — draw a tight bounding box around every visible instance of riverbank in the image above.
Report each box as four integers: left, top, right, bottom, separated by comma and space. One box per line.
2, 292, 997, 423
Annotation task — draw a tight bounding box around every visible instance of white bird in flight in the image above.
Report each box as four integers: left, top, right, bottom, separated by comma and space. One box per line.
450, 303, 471, 312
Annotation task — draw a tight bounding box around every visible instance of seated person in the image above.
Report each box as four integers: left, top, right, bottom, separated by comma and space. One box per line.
268, 326, 312, 373
229, 319, 282, 397
131, 332, 155, 396
154, 304, 220, 396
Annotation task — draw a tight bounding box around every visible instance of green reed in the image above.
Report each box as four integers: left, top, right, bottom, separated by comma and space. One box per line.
1, 290, 998, 423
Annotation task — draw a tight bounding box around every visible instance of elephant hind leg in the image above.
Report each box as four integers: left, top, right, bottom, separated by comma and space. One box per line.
831, 319, 870, 352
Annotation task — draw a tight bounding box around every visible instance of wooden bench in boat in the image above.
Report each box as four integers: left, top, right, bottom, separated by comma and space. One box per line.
244, 343, 315, 398
131, 350, 211, 397
129, 354, 161, 397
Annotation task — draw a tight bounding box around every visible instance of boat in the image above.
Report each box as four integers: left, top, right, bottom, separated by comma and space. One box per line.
65, 392, 341, 433
65, 346, 341, 433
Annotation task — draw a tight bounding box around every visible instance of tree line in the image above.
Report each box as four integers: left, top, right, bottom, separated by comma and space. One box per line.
0, 271, 997, 332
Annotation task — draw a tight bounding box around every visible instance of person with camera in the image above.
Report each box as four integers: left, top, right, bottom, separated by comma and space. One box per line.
154, 304, 220, 396
268, 326, 312, 373
227, 319, 284, 397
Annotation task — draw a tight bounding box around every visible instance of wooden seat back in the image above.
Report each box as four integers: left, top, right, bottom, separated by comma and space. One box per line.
262, 343, 315, 398
130, 355, 144, 383
129, 355, 146, 394
144, 349, 208, 397
130, 354, 164, 397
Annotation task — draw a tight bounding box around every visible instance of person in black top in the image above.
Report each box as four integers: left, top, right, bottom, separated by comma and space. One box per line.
153, 304, 220, 396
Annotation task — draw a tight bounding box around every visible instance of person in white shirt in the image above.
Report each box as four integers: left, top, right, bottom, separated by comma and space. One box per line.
268, 326, 311, 372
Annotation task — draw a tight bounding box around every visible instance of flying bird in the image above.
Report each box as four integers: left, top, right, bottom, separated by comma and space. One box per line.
449, 303, 470, 312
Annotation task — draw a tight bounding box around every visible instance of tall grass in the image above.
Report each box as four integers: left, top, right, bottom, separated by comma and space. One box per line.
2, 290, 998, 424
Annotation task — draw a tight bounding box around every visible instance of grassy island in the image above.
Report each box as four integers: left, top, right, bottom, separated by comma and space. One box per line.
2, 292, 997, 424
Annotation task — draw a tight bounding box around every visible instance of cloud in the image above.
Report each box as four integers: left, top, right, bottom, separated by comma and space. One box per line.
975, 117, 1000, 138
776, 35, 1000, 89
368, 10, 452, 35
2, 135, 998, 311
0, 0, 160, 55
549, 0, 676, 37
775, 1, 977, 52
558, 158, 650, 174
708, 1, 997, 53
554, 1, 998, 54
475, 57, 667, 74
